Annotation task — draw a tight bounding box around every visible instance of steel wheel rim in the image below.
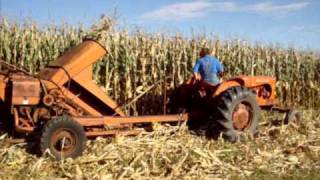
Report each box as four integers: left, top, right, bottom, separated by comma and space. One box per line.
232, 102, 253, 131
50, 128, 77, 157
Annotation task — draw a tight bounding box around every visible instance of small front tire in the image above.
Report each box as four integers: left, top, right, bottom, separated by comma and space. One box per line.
40, 115, 86, 160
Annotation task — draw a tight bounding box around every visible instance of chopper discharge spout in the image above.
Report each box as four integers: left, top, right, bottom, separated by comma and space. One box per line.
39, 40, 107, 86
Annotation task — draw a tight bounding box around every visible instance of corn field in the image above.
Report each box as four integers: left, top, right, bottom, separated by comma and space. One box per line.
1, 17, 320, 179
0, 17, 319, 115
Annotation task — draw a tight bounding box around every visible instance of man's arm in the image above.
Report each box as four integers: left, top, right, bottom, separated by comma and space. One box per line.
217, 60, 224, 77
194, 72, 201, 80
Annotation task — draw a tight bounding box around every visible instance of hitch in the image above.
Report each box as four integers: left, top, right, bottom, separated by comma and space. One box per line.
271, 107, 302, 125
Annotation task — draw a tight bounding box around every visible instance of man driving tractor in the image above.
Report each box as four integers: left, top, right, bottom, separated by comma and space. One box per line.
193, 47, 224, 85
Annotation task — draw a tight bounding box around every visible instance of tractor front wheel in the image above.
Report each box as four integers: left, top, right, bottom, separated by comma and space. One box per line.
40, 115, 87, 160
213, 86, 260, 142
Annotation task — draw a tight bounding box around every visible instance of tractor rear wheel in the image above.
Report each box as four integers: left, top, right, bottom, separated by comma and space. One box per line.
40, 115, 86, 160
213, 86, 260, 142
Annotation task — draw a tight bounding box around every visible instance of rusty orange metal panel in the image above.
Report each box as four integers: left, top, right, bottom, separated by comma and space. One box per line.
72, 66, 125, 116
39, 40, 107, 86
61, 86, 103, 116
74, 114, 189, 127
12, 79, 40, 97
11, 75, 41, 105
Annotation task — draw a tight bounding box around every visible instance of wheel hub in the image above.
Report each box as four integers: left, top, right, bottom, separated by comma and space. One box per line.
51, 129, 77, 156
232, 103, 251, 130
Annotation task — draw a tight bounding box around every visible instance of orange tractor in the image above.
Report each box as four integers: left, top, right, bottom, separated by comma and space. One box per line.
0, 40, 298, 159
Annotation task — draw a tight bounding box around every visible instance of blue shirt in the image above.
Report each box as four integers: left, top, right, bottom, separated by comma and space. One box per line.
193, 55, 224, 85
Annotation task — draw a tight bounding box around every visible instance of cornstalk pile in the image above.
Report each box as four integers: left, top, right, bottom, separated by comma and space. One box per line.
1, 17, 319, 115
0, 110, 319, 179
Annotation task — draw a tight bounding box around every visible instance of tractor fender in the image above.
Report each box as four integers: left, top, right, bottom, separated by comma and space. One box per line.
213, 80, 242, 97
213, 76, 277, 97
213, 76, 278, 106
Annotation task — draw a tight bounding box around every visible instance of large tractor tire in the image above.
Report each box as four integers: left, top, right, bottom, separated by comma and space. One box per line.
40, 115, 87, 160
213, 86, 260, 142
